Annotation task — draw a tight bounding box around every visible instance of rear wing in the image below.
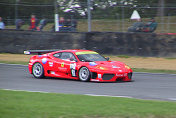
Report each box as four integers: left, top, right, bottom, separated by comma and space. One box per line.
24, 49, 59, 55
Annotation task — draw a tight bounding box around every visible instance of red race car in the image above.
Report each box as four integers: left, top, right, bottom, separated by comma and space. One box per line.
24, 49, 133, 82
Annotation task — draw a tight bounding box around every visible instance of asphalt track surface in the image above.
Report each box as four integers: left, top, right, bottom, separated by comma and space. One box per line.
1, 63, 176, 101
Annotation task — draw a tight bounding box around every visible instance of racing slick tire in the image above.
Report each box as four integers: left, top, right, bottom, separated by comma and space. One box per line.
79, 67, 90, 82
32, 62, 44, 78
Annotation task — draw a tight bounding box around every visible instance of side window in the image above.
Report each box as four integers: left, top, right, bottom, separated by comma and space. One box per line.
53, 52, 62, 58
60, 52, 77, 61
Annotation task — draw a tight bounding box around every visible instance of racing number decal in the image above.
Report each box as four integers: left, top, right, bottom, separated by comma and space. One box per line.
70, 63, 76, 77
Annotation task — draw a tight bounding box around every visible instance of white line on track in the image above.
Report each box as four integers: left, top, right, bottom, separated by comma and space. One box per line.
168, 98, 176, 101
2, 89, 50, 93
2, 89, 176, 101
84, 94, 133, 98
2, 89, 134, 99
2, 89, 133, 98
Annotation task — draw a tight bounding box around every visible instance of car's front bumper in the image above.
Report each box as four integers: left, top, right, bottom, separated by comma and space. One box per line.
90, 71, 133, 82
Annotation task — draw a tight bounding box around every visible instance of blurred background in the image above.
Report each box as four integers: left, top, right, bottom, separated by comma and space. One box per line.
0, 0, 176, 33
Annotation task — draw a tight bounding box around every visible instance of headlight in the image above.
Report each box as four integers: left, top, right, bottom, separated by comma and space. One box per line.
125, 65, 131, 70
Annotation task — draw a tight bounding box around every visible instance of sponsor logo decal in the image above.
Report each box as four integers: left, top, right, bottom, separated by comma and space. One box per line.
89, 62, 97, 66
61, 62, 64, 67
58, 67, 67, 72
38, 55, 42, 57
75, 51, 98, 55
51, 71, 55, 74
91, 79, 100, 82
116, 73, 124, 77
119, 70, 122, 72
49, 62, 53, 67
96, 65, 108, 70
98, 74, 102, 78
112, 66, 120, 68
42, 58, 47, 64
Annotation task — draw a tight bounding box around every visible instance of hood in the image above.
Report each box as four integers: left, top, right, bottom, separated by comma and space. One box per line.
88, 61, 130, 72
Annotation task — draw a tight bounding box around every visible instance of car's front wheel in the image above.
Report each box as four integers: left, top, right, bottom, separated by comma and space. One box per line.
32, 62, 44, 78
79, 67, 90, 82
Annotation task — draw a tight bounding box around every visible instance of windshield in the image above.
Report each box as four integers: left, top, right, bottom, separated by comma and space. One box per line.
77, 54, 107, 62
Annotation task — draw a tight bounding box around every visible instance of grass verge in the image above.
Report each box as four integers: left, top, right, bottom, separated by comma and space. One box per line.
0, 60, 29, 65
0, 89, 176, 118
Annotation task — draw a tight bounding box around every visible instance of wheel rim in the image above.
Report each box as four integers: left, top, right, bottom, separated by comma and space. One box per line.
79, 67, 89, 81
33, 63, 43, 77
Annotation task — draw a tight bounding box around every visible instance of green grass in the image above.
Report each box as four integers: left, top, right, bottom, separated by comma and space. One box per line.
165, 57, 176, 60
0, 60, 28, 65
0, 89, 176, 118
116, 55, 131, 58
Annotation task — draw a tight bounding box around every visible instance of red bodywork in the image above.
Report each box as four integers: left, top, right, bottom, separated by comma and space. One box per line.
28, 49, 133, 82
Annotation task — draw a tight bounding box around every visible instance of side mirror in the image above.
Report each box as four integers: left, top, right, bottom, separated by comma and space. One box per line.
105, 57, 109, 61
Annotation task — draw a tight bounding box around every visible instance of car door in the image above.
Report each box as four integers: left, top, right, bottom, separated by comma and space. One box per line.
59, 52, 77, 77
52, 52, 77, 77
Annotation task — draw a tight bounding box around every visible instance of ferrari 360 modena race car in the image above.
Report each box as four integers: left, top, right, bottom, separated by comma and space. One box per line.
24, 49, 133, 82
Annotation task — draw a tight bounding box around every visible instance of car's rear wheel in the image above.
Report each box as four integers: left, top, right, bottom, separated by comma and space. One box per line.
79, 67, 90, 82
32, 62, 44, 78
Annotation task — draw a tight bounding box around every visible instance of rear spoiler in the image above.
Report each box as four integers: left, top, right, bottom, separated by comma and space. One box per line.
24, 49, 59, 55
